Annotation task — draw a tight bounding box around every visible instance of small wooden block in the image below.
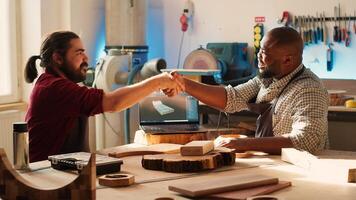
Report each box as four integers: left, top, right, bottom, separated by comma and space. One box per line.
180, 140, 214, 156
348, 168, 356, 183
98, 173, 135, 187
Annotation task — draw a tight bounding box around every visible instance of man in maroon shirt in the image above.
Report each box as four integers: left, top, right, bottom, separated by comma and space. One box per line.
24, 31, 181, 162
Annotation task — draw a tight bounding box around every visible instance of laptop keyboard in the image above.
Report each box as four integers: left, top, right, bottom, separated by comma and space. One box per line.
142, 124, 200, 132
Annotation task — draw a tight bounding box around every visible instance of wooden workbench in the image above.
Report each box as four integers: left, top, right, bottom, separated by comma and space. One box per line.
18, 149, 356, 200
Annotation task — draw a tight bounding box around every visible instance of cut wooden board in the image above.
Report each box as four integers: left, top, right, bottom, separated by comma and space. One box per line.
180, 140, 214, 156
142, 148, 235, 173
207, 181, 292, 200
168, 174, 279, 197
98, 143, 182, 158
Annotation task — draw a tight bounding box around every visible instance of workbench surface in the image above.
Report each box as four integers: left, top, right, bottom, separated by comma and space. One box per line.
19, 149, 356, 200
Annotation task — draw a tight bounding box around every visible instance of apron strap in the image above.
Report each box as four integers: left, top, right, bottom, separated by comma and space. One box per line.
251, 66, 306, 138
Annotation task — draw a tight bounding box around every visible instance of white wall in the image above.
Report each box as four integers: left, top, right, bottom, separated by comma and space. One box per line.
148, 0, 356, 79
20, 0, 41, 103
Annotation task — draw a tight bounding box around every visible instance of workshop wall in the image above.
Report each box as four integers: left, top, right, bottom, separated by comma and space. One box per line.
148, 0, 356, 80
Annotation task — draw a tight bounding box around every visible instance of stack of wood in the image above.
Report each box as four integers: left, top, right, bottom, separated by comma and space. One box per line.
328, 90, 354, 106
141, 141, 235, 173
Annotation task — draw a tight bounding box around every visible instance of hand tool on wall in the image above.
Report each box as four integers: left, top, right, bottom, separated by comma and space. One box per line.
277, 11, 291, 26
294, 16, 300, 33
327, 44, 334, 71
321, 13, 324, 43
354, 10, 356, 34
316, 13, 321, 42
338, 4, 342, 42
300, 16, 305, 43
333, 6, 339, 42
308, 16, 313, 44
313, 16, 318, 43
303, 16, 308, 45
342, 13, 347, 41
323, 12, 328, 45
297, 16, 304, 42
345, 15, 351, 47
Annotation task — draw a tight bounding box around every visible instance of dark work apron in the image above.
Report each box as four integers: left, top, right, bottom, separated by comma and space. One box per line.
248, 67, 305, 138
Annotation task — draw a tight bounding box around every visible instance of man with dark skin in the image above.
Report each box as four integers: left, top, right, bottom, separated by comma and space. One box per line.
169, 27, 328, 154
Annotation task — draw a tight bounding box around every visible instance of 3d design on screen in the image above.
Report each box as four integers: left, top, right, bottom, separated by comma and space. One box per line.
152, 100, 175, 115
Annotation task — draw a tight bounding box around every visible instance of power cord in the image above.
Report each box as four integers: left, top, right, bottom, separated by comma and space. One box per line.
92, 58, 121, 136
215, 111, 231, 133
177, 31, 185, 68
102, 112, 121, 136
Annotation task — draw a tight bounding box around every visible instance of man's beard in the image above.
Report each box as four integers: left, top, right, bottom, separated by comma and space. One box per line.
258, 61, 279, 79
258, 67, 275, 78
60, 61, 88, 83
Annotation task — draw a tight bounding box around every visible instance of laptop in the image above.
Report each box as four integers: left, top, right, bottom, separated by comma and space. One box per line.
139, 92, 206, 134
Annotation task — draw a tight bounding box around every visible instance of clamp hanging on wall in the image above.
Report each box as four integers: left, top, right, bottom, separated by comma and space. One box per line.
277, 11, 291, 26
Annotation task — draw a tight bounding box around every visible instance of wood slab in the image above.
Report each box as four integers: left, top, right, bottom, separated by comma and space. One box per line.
134, 130, 207, 145
207, 181, 292, 200
180, 140, 214, 156
168, 174, 279, 197
0, 148, 95, 200
142, 148, 235, 173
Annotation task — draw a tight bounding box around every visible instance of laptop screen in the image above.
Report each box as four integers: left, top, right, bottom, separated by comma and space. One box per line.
139, 92, 199, 125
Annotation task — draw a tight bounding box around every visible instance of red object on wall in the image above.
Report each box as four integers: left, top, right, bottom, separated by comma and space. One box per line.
180, 14, 188, 32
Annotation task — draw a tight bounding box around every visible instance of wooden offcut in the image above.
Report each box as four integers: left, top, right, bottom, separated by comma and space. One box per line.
348, 168, 356, 183
0, 148, 96, 200
98, 173, 135, 187
168, 174, 279, 197
142, 148, 235, 173
180, 140, 214, 156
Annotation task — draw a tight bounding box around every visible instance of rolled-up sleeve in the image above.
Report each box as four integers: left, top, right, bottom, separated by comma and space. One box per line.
224, 78, 261, 113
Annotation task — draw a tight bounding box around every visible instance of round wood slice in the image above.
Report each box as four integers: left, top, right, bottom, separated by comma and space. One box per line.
141, 149, 235, 173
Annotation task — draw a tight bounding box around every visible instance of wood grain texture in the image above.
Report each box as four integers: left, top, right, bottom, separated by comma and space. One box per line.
134, 130, 207, 145
142, 148, 235, 173
168, 174, 279, 197
348, 168, 356, 183
207, 181, 292, 200
100, 143, 182, 158
180, 140, 214, 156
98, 173, 135, 187
0, 148, 96, 200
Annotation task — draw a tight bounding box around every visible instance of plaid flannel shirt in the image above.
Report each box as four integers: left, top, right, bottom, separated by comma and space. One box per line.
224, 64, 329, 153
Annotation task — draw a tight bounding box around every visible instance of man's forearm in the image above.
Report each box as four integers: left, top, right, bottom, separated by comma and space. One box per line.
235, 136, 294, 155
183, 77, 227, 110
102, 76, 160, 112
